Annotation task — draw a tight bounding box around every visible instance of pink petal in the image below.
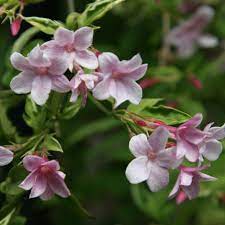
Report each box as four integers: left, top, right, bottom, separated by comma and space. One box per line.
48, 173, 71, 198
48, 57, 68, 75
98, 52, 119, 74
28, 45, 51, 67
92, 78, 111, 100
199, 172, 217, 181
169, 176, 181, 198
40, 186, 54, 200
118, 54, 142, 73
19, 171, 37, 190
52, 75, 70, 93
202, 140, 222, 161
148, 127, 169, 152
23, 155, 45, 172
80, 74, 98, 90
109, 79, 142, 108
180, 172, 193, 186
125, 156, 149, 184
57, 171, 66, 179
70, 90, 79, 102
31, 75, 52, 105
209, 124, 225, 140
74, 50, 98, 69
124, 64, 148, 81
54, 27, 74, 46
42, 160, 60, 171
182, 178, 199, 200
129, 133, 151, 157
29, 173, 47, 198
181, 127, 205, 145
182, 113, 203, 128
197, 34, 218, 48
147, 163, 169, 192
74, 27, 93, 50
0, 147, 13, 166
41, 40, 65, 56
10, 71, 35, 94
10, 52, 31, 71
157, 147, 177, 169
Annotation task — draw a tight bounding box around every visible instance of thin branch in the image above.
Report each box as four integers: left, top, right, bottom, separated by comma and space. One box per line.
67, 0, 75, 13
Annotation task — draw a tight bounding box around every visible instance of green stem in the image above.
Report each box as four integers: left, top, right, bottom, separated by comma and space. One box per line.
67, 0, 75, 13
88, 93, 112, 116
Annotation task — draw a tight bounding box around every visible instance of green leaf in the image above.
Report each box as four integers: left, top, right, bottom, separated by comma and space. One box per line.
0, 209, 15, 225
140, 105, 191, 125
77, 0, 125, 27
22, 16, 64, 35
23, 95, 47, 133
127, 98, 163, 114
42, 134, 63, 152
61, 98, 82, 120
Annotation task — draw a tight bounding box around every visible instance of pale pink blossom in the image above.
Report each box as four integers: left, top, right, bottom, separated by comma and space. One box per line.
69, 70, 99, 106
42, 27, 98, 71
10, 45, 70, 105
0, 146, 13, 166
125, 127, 176, 192
175, 113, 206, 162
166, 6, 217, 58
169, 166, 216, 204
19, 155, 71, 200
93, 53, 147, 108
199, 123, 225, 162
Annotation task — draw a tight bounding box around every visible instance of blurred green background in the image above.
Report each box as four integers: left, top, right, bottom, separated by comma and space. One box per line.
1, 0, 225, 225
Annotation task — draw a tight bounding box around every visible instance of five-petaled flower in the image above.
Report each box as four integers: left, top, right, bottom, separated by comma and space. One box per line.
125, 127, 176, 192
169, 166, 216, 204
0, 146, 13, 166
42, 27, 98, 71
10, 45, 70, 105
20, 155, 71, 200
166, 6, 218, 58
93, 53, 148, 108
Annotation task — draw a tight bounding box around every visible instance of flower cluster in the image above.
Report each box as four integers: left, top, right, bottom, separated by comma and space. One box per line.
126, 113, 225, 204
10, 26, 148, 108
166, 6, 218, 58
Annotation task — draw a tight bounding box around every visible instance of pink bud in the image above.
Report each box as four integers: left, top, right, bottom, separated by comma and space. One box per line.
188, 75, 203, 90
11, 18, 22, 36
134, 119, 147, 127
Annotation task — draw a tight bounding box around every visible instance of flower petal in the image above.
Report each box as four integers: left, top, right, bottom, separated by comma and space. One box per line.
98, 52, 119, 74
52, 75, 70, 93
202, 140, 222, 161
169, 176, 181, 198
29, 173, 47, 198
74, 50, 98, 69
28, 45, 51, 67
10, 52, 31, 71
92, 78, 111, 100
118, 54, 142, 72
48, 173, 71, 198
70, 90, 79, 102
209, 124, 225, 140
199, 172, 217, 181
125, 156, 149, 184
182, 113, 203, 128
124, 64, 148, 81
10, 71, 35, 94
48, 57, 68, 75
23, 155, 45, 171
157, 147, 177, 169
42, 160, 60, 171
19, 171, 37, 190
180, 172, 193, 186
182, 178, 199, 200
129, 133, 151, 157
0, 147, 13, 166
54, 27, 74, 46
147, 164, 169, 192
148, 127, 169, 152
31, 75, 52, 105
182, 127, 205, 145
40, 186, 54, 200
74, 27, 93, 50
197, 34, 218, 48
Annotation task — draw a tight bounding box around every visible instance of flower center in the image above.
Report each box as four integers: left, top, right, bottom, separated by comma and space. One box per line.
112, 72, 122, 79
37, 67, 48, 75
147, 151, 157, 160
65, 44, 74, 53
40, 166, 51, 174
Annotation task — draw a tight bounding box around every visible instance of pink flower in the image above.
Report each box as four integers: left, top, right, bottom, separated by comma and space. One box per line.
125, 127, 176, 192
199, 123, 225, 162
0, 146, 13, 166
169, 166, 216, 204
11, 18, 22, 36
10, 45, 70, 105
69, 70, 99, 106
166, 6, 217, 58
19, 155, 71, 200
93, 53, 147, 108
175, 113, 206, 162
42, 27, 98, 71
